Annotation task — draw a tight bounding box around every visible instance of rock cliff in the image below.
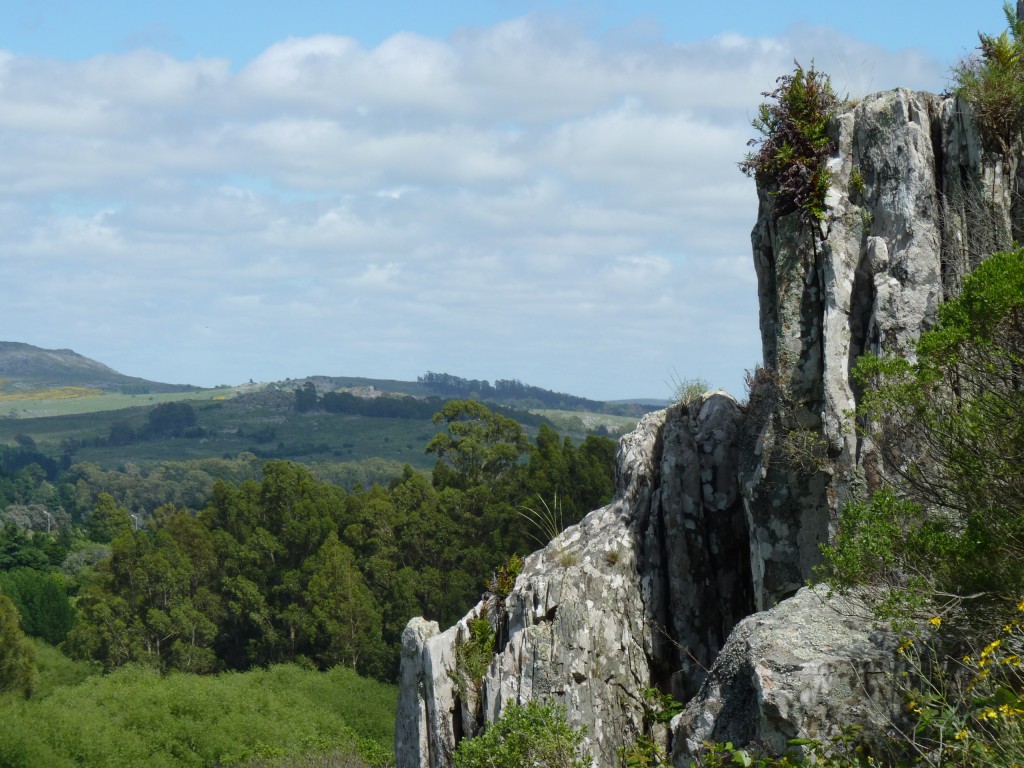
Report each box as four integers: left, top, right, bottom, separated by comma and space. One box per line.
396, 88, 1023, 767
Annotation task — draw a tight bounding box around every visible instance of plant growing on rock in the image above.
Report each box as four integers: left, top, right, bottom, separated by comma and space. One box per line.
954, 2, 1024, 153
829, 248, 1024, 624
668, 372, 711, 407
517, 495, 566, 548
452, 701, 589, 768
488, 553, 523, 601
742, 365, 829, 479
452, 615, 496, 701
739, 62, 839, 224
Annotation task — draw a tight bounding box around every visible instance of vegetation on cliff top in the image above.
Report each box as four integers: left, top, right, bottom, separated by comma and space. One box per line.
739, 61, 838, 225
954, 1, 1024, 153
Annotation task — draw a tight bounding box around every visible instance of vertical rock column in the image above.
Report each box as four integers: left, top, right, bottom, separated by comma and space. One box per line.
743, 87, 1023, 609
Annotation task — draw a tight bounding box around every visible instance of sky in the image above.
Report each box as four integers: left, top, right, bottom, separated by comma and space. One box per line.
0, 1, 1005, 400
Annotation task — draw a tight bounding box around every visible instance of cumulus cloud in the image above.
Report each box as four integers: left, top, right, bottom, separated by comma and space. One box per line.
0, 17, 947, 398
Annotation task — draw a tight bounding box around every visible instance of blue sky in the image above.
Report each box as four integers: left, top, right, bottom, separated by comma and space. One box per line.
0, 1, 1003, 399
7, 2, 999, 64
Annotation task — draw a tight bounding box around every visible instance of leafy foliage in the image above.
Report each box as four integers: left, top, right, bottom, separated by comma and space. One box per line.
452, 615, 496, 700
739, 62, 839, 223
427, 400, 531, 489
452, 701, 589, 768
829, 248, 1024, 620
954, 2, 1024, 153
894, 603, 1024, 768
59, 402, 616, 681
0, 659, 396, 768
691, 728, 874, 767
0, 567, 74, 644
0, 592, 36, 697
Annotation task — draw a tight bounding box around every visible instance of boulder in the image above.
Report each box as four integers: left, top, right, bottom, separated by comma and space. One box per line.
672, 587, 901, 764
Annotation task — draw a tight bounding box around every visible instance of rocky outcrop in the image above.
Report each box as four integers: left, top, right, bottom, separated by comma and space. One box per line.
397, 87, 1022, 767
672, 587, 902, 764
397, 397, 754, 766
746, 88, 1023, 610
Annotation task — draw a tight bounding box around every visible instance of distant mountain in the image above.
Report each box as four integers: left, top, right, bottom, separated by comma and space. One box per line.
0, 342, 197, 394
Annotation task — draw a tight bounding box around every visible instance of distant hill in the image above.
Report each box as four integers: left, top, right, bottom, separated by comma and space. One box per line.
415, 372, 656, 416
0, 342, 197, 394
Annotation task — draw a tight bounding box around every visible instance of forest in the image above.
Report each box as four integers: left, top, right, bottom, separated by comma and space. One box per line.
0, 399, 616, 678
0, 396, 617, 766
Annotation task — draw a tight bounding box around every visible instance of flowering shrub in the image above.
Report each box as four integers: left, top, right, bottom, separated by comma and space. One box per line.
898, 601, 1024, 767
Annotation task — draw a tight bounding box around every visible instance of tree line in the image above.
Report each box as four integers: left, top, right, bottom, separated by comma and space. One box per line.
0, 401, 617, 686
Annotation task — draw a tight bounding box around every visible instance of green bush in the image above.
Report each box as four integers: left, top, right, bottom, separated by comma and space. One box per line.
452, 615, 495, 700
452, 701, 588, 768
739, 62, 839, 223
954, 2, 1024, 152
0, 592, 36, 697
832, 248, 1024, 622
0, 660, 396, 768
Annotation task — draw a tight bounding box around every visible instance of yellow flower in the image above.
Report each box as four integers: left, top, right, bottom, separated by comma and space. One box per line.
954, 729, 969, 741
1017, 597, 1024, 612
982, 639, 1002, 658
929, 616, 942, 627
897, 640, 913, 655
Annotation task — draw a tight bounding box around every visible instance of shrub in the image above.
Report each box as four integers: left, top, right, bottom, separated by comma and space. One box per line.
835, 248, 1024, 623
452, 701, 589, 768
739, 62, 839, 224
452, 615, 495, 700
0, 592, 36, 697
882, 606, 1024, 768
488, 553, 523, 600
0, 567, 75, 645
668, 373, 710, 407
954, 2, 1024, 153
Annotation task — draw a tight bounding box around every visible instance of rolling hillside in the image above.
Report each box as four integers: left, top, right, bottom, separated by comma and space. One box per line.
0, 342, 198, 394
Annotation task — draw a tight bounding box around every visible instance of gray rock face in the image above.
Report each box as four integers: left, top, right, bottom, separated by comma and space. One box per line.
672, 587, 901, 764
746, 88, 1023, 609
398, 397, 754, 766
396, 88, 1020, 768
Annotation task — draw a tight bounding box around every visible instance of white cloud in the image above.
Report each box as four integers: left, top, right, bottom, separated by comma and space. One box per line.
0, 18, 947, 398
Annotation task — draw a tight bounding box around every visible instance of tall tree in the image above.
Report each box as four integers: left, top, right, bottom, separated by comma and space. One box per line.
0, 593, 36, 696
306, 531, 382, 672
427, 400, 530, 489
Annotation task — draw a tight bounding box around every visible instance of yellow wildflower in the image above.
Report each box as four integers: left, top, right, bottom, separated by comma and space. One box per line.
1017, 597, 1024, 612
954, 729, 969, 741
929, 616, 942, 627
982, 639, 1002, 658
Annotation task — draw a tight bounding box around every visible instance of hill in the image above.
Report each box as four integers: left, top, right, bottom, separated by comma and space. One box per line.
0, 345, 662, 475
0, 342, 197, 395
